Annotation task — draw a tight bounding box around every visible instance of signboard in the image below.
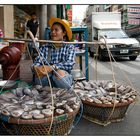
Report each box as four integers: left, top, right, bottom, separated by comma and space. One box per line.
67, 9, 72, 15
128, 13, 140, 18
128, 8, 140, 13
128, 5, 140, 8
127, 6, 140, 25
67, 8, 72, 26
128, 19, 140, 25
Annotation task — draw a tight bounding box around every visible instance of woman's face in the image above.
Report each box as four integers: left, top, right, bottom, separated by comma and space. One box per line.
50, 24, 66, 41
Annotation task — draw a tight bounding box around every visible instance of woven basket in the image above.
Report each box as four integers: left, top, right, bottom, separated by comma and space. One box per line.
0, 107, 79, 135
82, 100, 135, 126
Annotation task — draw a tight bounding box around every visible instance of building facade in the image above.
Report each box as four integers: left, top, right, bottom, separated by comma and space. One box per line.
85, 4, 140, 41
0, 5, 72, 39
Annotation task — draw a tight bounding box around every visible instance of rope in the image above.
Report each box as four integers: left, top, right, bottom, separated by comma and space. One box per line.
25, 30, 54, 134
26, 30, 84, 132
94, 45, 99, 81
100, 36, 118, 123
97, 36, 138, 124
71, 101, 83, 129
106, 43, 139, 116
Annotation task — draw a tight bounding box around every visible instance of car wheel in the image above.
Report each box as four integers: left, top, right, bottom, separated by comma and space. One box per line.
129, 56, 137, 61
98, 53, 107, 61
89, 50, 94, 58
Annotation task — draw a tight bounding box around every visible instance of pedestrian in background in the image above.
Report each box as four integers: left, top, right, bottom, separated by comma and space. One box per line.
32, 18, 75, 89
26, 12, 39, 58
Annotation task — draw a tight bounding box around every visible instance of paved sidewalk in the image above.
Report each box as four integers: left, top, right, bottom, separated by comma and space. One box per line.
70, 104, 140, 136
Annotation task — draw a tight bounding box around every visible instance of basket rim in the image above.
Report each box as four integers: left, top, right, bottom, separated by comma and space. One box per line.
82, 99, 136, 108
0, 106, 80, 125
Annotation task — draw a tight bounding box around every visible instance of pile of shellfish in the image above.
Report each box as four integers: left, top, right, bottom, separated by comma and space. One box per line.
0, 85, 80, 120
74, 80, 137, 105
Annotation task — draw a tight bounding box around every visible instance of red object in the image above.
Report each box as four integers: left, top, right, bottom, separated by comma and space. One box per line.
0, 46, 21, 80
9, 41, 25, 53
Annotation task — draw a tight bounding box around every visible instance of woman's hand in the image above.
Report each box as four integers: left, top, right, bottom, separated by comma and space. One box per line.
54, 69, 68, 79
34, 66, 52, 77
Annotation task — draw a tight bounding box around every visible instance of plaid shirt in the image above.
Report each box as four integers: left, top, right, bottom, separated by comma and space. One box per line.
32, 43, 76, 73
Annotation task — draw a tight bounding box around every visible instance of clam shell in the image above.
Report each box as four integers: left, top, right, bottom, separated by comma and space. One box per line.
88, 81, 98, 89
35, 101, 44, 106
61, 100, 67, 104
76, 82, 84, 90
31, 89, 39, 96
106, 96, 113, 102
42, 109, 53, 117
121, 99, 128, 103
84, 86, 93, 90
122, 86, 132, 94
81, 97, 86, 101
127, 97, 134, 102
34, 85, 42, 91
10, 98, 19, 104
23, 99, 34, 105
21, 112, 32, 119
104, 101, 112, 105
91, 97, 102, 104
11, 109, 24, 118
46, 105, 55, 110
1, 102, 13, 107
55, 109, 64, 115
117, 85, 126, 93
96, 89, 103, 95
22, 104, 36, 111
16, 88, 24, 97
29, 110, 41, 115
55, 89, 66, 96
33, 114, 45, 119
1, 109, 10, 116
131, 95, 136, 99
64, 104, 73, 113
23, 88, 32, 96
36, 104, 43, 109
86, 97, 93, 102
83, 94, 92, 98
121, 93, 131, 99
99, 96, 107, 101
5, 105, 20, 112
41, 86, 51, 92
81, 81, 89, 87
55, 103, 63, 107
112, 99, 119, 104
103, 100, 110, 104
72, 104, 79, 109
109, 92, 116, 96
99, 87, 107, 95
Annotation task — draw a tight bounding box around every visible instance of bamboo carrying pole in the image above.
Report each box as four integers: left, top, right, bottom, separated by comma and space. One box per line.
0, 37, 126, 46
